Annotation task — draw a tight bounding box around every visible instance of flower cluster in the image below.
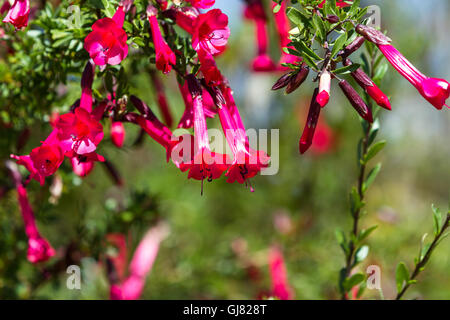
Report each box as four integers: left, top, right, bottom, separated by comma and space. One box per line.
272, 0, 449, 154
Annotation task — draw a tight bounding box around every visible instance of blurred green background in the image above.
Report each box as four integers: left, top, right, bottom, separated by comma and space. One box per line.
0, 0, 449, 299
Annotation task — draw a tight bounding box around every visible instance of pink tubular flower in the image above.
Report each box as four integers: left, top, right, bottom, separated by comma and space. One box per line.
316, 71, 331, 108
172, 6, 199, 34
179, 76, 230, 183
378, 44, 449, 110
110, 224, 169, 300
17, 185, 55, 263
318, 0, 351, 8
2, 0, 29, 29
198, 49, 223, 86
299, 88, 321, 154
192, 9, 230, 56
178, 81, 217, 129
244, 1, 276, 72
111, 121, 126, 148
56, 107, 104, 156
269, 246, 293, 300
84, 5, 128, 66
187, 0, 215, 10
147, 5, 176, 74
71, 157, 95, 177
11, 137, 64, 186
219, 85, 269, 186
272, 1, 300, 68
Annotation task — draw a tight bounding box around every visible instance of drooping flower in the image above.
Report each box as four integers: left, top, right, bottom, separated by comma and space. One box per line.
244, 0, 276, 72
192, 9, 230, 56
179, 76, 230, 184
269, 246, 293, 300
6, 161, 56, 263
187, 0, 215, 10
299, 88, 321, 154
316, 70, 331, 108
56, 107, 104, 156
84, 5, 128, 66
110, 224, 169, 300
2, 0, 29, 29
355, 24, 449, 110
11, 134, 65, 186
218, 84, 269, 186
147, 5, 176, 74
272, 1, 301, 68
128, 96, 180, 163
318, 0, 351, 8
197, 49, 223, 86
16, 184, 55, 263
71, 157, 95, 177
378, 44, 449, 110
171, 6, 199, 34
111, 121, 126, 148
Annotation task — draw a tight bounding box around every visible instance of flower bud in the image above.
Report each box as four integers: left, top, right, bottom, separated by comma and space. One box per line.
326, 15, 339, 24
340, 37, 365, 58
111, 122, 126, 148
272, 72, 293, 91
355, 24, 391, 46
299, 88, 321, 154
286, 67, 310, 94
338, 79, 373, 123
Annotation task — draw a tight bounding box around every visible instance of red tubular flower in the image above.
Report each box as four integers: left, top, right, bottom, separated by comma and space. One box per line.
317, 70, 331, 108
11, 132, 65, 186
128, 96, 180, 163
110, 224, 169, 300
16, 185, 55, 263
378, 44, 449, 110
178, 81, 217, 129
198, 49, 223, 86
150, 70, 173, 127
218, 85, 269, 186
179, 76, 230, 183
345, 59, 391, 110
147, 5, 176, 74
299, 88, 321, 154
272, 1, 300, 69
319, 0, 351, 8
2, 0, 29, 29
111, 121, 126, 148
269, 246, 293, 300
192, 9, 230, 56
244, 1, 276, 72
56, 107, 104, 156
187, 0, 215, 10
84, 5, 128, 66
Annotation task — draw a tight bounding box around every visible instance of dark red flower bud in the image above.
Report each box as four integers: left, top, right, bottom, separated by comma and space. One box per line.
355, 24, 391, 46
299, 88, 321, 154
340, 37, 365, 58
130, 95, 152, 118
326, 15, 339, 24
201, 79, 225, 108
338, 79, 373, 123
272, 72, 293, 91
286, 67, 310, 94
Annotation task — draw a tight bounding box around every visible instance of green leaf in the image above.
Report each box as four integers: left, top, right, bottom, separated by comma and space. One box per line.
332, 63, 360, 75
396, 262, 409, 293
432, 204, 443, 235
331, 33, 347, 58
358, 226, 378, 242
363, 163, 382, 192
363, 140, 387, 164
293, 40, 322, 60
349, 187, 364, 216
273, 3, 281, 14
312, 14, 326, 42
343, 273, 365, 292
336, 229, 349, 254
286, 7, 310, 27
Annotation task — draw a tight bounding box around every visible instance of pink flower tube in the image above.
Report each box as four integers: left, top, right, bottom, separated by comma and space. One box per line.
2, 0, 29, 29
269, 246, 293, 300
378, 44, 449, 110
